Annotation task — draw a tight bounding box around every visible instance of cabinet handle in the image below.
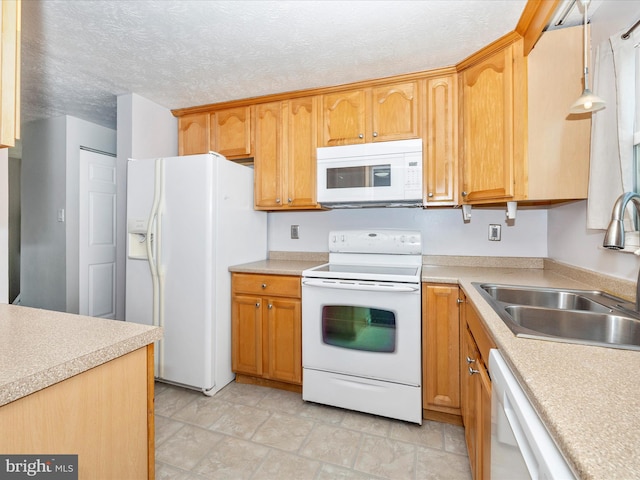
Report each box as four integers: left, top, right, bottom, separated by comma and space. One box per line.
261, 283, 267, 289
428, 192, 433, 198
358, 133, 364, 139
276, 198, 281, 204
456, 298, 464, 304
268, 304, 273, 309
461, 191, 468, 197
255, 302, 260, 308
469, 366, 480, 375
372, 132, 378, 137
466, 356, 476, 364
287, 198, 292, 203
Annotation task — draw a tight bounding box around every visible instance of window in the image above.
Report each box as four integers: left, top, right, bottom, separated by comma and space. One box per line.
321, 305, 396, 352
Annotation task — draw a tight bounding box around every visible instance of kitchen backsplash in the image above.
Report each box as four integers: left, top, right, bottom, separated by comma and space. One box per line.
267, 206, 548, 257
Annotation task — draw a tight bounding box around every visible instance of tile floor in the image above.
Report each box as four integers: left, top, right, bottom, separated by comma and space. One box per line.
154, 381, 473, 480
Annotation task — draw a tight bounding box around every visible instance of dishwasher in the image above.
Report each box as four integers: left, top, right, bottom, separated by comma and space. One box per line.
489, 350, 577, 480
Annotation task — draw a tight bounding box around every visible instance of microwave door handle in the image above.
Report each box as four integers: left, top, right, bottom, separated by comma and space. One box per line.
302, 279, 419, 293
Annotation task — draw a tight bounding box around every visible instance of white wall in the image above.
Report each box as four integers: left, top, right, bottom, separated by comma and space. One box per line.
116, 93, 178, 319
268, 206, 548, 257
21, 116, 67, 311
548, 201, 640, 281
21, 116, 116, 313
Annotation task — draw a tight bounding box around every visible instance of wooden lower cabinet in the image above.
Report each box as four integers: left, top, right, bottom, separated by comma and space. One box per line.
231, 273, 302, 389
422, 283, 462, 423
0, 346, 155, 479
461, 296, 494, 480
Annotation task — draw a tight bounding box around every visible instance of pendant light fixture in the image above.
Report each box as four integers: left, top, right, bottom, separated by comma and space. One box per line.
569, 0, 606, 114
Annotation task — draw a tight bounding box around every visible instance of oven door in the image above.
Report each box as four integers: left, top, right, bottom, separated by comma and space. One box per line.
301, 278, 421, 385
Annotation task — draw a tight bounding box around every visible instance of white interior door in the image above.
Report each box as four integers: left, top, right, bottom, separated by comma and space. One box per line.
79, 148, 117, 318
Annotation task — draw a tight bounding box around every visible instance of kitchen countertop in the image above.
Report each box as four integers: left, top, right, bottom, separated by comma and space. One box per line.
0, 304, 162, 407
423, 264, 640, 480
229, 258, 325, 276
232, 255, 640, 479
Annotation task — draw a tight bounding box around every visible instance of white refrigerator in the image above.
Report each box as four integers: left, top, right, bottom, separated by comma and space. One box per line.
125, 153, 267, 395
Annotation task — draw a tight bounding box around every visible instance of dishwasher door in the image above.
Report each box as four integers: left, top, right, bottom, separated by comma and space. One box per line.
489, 350, 576, 480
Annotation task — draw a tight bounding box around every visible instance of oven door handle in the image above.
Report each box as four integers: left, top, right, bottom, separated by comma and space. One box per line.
302, 279, 419, 293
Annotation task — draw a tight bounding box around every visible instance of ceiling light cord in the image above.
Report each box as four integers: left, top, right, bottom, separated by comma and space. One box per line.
569, 0, 606, 114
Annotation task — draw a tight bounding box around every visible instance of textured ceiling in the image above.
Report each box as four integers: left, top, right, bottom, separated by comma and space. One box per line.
21, 0, 530, 130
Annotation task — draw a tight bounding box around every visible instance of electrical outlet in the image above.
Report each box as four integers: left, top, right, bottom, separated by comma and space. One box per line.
489, 224, 501, 241
291, 225, 299, 239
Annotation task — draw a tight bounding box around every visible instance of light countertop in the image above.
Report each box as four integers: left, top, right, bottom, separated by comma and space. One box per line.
229, 258, 325, 276
232, 255, 640, 480
423, 264, 640, 480
0, 305, 162, 407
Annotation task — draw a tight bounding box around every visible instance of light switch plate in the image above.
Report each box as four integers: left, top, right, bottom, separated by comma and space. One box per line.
489, 224, 501, 241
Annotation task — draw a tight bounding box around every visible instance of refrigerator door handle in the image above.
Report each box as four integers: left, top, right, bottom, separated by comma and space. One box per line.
147, 158, 164, 377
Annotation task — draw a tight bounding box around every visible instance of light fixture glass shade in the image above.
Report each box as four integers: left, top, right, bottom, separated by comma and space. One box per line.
569, 88, 606, 113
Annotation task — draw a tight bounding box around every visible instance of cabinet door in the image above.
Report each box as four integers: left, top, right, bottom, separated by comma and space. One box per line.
286, 96, 318, 208
371, 81, 420, 142
479, 360, 492, 480
231, 294, 263, 376
211, 106, 253, 158
254, 102, 284, 208
320, 89, 367, 146
424, 75, 458, 205
178, 112, 210, 156
461, 45, 515, 203
462, 327, 480, 480
423, 284, 461, 414
265, 297, 302, 384
0, 0, 20, 148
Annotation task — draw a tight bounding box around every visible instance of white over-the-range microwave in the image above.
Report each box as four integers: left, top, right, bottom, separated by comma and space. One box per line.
316, 138, 423, 208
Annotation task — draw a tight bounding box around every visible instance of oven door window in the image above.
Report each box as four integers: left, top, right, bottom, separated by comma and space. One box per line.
321, 305, 396, 352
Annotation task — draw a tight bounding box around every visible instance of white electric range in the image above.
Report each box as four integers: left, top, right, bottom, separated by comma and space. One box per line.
301, 229, 423, 424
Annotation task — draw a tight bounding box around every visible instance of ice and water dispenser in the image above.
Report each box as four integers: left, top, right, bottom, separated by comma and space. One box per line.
128, 218, 153, 259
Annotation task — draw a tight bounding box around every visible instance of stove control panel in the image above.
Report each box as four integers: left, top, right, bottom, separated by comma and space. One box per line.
328, 229, 421, 255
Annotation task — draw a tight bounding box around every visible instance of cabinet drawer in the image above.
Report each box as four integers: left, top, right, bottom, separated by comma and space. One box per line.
465, 303, 496, 365
232, 273, 301, 298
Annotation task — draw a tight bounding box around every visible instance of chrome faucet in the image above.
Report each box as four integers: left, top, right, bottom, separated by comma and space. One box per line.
603, 191, 640, 310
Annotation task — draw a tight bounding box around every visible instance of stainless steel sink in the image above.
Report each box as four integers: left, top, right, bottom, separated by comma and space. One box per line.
473, 283, 640, 351
480, 285, 613, 313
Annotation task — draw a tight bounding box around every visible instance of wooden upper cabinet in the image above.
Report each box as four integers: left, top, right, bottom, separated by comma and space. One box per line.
523, 25, 590, 202
178, 112, 210, 156
460, 28, 589, 206
320, 89, 367, 146
286, 96, 318, 208
211, 106, 253, 159
461, 42, 521, 204
1, 0, 21, 148
254, 97, 319, 210
371, 82, 420, 142
424, 74, 458, 206
320, 81, 420, 146
254, 101, 284, 209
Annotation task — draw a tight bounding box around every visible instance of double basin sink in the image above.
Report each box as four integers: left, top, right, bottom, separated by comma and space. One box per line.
473, 283, 640, 351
